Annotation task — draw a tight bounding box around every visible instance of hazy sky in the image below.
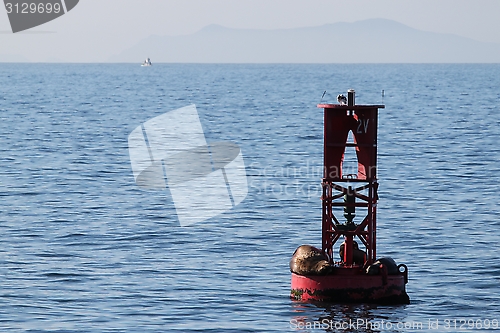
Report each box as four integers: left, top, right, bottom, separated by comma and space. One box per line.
2, 0, 500, 62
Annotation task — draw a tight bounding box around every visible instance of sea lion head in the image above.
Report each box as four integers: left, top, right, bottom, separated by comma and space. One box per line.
366, 257, 399, 275
290, 245, 333, 276
339, 240, 366, 265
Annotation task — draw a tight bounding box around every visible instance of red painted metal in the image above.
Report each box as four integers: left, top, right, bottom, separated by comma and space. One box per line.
319, 103, 382, 266
291, 270, 408, 304
290, 91, 409, 304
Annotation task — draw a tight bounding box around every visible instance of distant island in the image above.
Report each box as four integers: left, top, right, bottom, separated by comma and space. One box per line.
109, 19, 500, 63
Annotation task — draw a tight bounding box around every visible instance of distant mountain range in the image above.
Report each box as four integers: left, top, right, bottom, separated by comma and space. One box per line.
110, 19, 500, 63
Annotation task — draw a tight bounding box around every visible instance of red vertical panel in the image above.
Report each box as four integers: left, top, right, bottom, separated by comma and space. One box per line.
353, 108, 378, 180
324, 109, 354, 179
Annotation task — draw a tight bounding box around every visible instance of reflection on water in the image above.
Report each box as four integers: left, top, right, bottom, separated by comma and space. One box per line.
291, 301, 414, 333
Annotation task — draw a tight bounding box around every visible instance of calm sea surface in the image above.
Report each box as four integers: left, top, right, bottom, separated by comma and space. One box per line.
0, 64, 500, 332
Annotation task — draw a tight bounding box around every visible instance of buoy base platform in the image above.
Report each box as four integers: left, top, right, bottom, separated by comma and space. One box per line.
291, 269, 410, 305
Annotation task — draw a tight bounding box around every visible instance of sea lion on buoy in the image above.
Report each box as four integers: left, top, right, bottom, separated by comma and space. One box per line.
339, 241, 366, 265
366, 257, 399, 275
290, 245, 333, 276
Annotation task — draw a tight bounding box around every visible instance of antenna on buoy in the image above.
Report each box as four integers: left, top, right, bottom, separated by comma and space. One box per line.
320, 90, 327, 102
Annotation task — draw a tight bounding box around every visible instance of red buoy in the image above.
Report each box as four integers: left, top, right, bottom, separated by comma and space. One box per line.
290, 90, 409, 304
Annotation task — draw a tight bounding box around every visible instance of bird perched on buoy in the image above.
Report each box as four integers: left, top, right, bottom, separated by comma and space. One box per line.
337, 94, 347, 105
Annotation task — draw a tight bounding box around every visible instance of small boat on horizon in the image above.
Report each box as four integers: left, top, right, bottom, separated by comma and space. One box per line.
141, 58, 152, 66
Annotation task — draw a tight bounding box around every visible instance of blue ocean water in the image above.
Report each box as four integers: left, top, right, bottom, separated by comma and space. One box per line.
0, 63, 499, 332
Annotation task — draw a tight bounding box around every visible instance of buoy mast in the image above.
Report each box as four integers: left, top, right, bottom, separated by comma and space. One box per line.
320, 89, 380, 266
